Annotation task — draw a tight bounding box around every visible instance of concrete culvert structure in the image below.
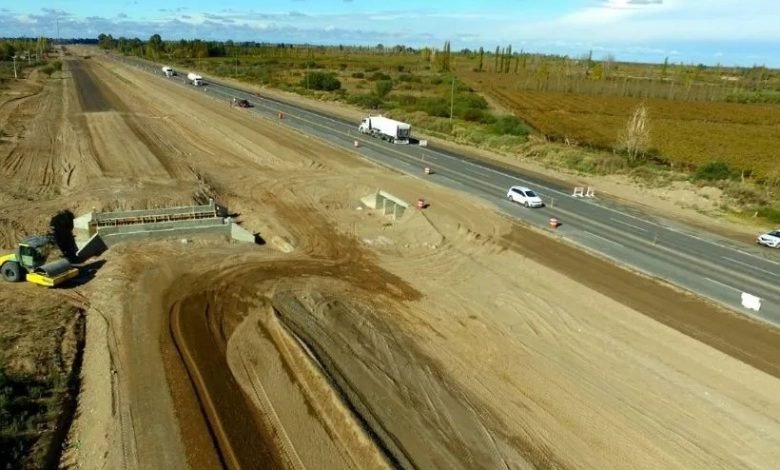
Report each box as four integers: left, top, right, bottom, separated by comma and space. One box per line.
74, 199, 258, 257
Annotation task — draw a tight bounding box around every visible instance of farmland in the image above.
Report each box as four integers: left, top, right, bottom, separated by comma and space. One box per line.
461, 71, 780, 179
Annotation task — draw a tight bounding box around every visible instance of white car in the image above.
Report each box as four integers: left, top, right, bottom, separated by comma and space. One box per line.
757, 230, 780, 248
507, 186, 544, 208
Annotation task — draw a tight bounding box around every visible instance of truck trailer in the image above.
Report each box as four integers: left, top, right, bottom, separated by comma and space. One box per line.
187, 72, 204, 86
358, 115, 411, 144
161, 66, 175, 77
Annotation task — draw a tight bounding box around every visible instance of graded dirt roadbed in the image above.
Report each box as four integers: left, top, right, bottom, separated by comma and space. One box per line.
6, 54, 780, 469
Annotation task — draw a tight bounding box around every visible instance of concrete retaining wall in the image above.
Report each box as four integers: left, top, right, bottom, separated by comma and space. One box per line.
74, 199, 257, 251
361, 191, 409, 219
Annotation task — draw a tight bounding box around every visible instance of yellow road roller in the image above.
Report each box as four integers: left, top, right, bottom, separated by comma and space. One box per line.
0, 235, 79, 287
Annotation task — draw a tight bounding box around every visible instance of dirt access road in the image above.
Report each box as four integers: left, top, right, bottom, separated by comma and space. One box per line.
3, 54, 780, 469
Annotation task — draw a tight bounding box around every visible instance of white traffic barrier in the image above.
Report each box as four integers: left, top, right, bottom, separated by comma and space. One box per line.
572, 187, 584, 197
741, 292, 762, 312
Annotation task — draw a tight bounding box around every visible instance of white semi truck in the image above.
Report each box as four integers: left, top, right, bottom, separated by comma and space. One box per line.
187, 72, 204, 86
161, 66, 175, 77
358, 115, 411, 144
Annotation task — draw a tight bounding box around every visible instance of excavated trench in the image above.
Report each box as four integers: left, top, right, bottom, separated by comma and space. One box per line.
163, 255, 420, 469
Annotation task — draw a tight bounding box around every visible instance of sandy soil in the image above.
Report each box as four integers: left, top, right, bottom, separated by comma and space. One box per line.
2, 52, 780, 469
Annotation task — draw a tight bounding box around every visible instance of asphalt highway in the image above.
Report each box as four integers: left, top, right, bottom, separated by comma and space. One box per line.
110, 54, 780, 326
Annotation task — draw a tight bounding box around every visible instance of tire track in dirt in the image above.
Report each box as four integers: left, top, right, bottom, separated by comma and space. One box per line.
0, 80, 62, 197
0, 217, 28, 249
170, 296, 287, 470
69, 59, 181, 180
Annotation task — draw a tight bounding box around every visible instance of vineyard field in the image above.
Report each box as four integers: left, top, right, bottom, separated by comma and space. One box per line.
462, 72, 780, 178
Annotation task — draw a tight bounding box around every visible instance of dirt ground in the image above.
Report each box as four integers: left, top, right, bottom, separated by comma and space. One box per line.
2, 52, 780, 469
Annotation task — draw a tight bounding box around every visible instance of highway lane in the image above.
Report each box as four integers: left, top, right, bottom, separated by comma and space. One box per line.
109, 54, 780, 325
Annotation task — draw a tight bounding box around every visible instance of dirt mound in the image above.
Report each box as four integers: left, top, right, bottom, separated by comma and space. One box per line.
273, 287, 528, 469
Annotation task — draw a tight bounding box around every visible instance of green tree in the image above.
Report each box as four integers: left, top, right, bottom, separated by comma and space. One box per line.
98, 33, 115, 50
0, 42, 15, 60
478, 46, 484, 72
147, 33, 163, 59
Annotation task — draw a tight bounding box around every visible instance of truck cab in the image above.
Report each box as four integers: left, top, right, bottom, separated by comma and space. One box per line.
358, 118, 371, 134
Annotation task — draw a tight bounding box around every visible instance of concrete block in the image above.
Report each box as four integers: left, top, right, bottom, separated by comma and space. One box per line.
76, 233, 108, 261
230, 223, 256, 243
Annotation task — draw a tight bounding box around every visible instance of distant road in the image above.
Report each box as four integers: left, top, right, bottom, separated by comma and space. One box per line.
110, 54, 780, 326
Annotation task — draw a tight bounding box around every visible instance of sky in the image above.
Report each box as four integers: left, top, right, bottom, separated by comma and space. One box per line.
2, 0, 779, 67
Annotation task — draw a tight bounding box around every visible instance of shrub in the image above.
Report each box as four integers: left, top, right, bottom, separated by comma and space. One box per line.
396, 94, 418, 106
421, 99, 451, 118
490, 115, 530, 136
462, 108, 486, 122
301, 72, 341, 91
724, 183, 766, 206
375, 80, 393, 97
693, 161, 736, 182
397, 65, 405, 72
351, 72, 365, 79
348, 93, 383, 109
460, 94, 488, 110
398, 73, 413, 82
725, 91, 780, 104
756, 206, 780, 223
368, 71, 391, 81
478, 112, 497, 124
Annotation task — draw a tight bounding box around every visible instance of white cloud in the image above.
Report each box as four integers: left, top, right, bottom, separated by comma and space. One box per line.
507, 0, 779, 44
0, 4, 778, 66
14, 14, 37, 25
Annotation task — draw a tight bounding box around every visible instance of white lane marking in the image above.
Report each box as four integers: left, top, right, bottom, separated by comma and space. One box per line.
722, 256, 780, 278
583, 230, 625, 248
705, 277, 744, 293
421, 146, 780, 268
609, 218, 648, 233
132, 58, 780, 270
